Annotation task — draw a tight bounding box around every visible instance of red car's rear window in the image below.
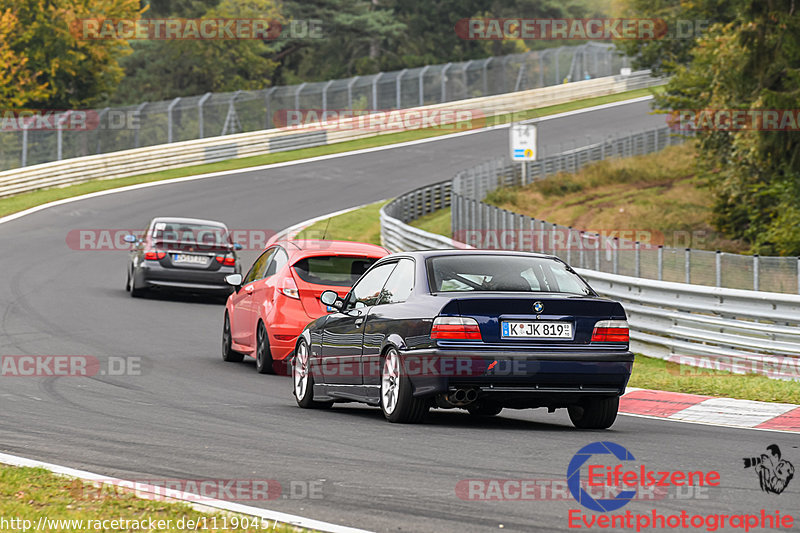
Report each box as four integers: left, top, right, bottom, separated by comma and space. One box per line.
293, 256, 378, 287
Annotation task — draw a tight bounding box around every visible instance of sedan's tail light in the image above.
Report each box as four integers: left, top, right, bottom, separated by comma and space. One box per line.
280, 276, 300, 299
591, 320, 629, 343
431, 316, 482, 340
144, 250, 166, 261
215, 255, 236, 266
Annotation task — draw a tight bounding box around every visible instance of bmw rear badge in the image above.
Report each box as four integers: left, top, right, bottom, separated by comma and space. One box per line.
533, 301, 544, 314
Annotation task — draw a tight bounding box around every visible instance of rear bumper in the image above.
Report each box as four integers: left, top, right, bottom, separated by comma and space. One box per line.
403, 348, 634, 402
138, 263, 235, 293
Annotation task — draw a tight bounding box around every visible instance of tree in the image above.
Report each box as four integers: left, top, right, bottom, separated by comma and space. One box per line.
0, 8, 49, 107
0, 0, 141, 109
658, 0, 800, 254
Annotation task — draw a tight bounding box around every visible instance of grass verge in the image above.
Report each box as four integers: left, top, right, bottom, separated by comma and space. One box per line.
0, 465, 307, 532
292, 201, 798, 406
0, 87, 660, 219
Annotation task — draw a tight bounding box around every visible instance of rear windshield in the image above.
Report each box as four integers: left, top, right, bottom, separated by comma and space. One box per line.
152, 222, 228, 245
427, 255, 592, 295
293, 256, 379, 287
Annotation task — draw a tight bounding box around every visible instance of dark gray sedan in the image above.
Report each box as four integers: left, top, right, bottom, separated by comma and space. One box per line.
125, 217, 241, 297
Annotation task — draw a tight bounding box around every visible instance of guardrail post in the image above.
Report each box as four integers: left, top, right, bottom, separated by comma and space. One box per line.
715, 251, 722, 287
198, 93, 211, 138
441, 63, 453, 103
753, 254, 759, 291
685, 248, 691, 284
658, 245, 663, 280
635, 241, 641, 277
418, 66, 430, 106
372, 73, 383, 109
167, 97, 181, 143
134, 102, 147, 148
395, 69, 407, 109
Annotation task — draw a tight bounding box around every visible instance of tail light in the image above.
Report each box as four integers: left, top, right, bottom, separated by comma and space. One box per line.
215, 255, 236, 266
591, 320, 629, 343
144, 250, 166, 261
280, 276, 300, 299
431, 316, 482, 340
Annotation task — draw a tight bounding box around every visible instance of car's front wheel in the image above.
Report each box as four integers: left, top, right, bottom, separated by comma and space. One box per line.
568, 396, 619, 429
222, 313, 243, 362
255, 322, 274, 374
380, 347, 429, 423
293, 339, 332, 409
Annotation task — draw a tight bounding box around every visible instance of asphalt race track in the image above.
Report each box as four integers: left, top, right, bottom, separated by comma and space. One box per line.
1, 99, 797, 532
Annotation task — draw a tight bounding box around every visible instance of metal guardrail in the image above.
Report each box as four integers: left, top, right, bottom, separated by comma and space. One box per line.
0, 71, 662, 199
1, 43, 624, 171
380, 134, 800, 379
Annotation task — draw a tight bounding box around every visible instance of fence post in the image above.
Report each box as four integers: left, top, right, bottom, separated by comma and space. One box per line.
20, 123, 28, 167
294, 82, 307, 111
441, 63, 453, 103
95, 108, 109, 154
635, 241, 641, 277
753, 254, 760, 291
57, 111, 68, 160
134, 102, 147, 148
372, 72, 383, 109
685, 248, 691, 284
566, 227, 573, 264
264, 87, 276, 129
797, 257, 800, 295
613, 238, 619, 274
482, 58, 492, 95
322, 79, 334, 113
594, 234, 601, 270
347, 76, 359, 109
395, 69, 407, 109
167, 97, 181, 143
657, 246, 663, 280
418, 66, 430, 106
715, 251, 721, 287
198, 93, 211, 138
577, 230, 583, 268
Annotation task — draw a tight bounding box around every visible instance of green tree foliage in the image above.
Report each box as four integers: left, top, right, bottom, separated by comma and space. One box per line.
112, 0, 281, 103
0, 0, 140, 108
657, 0, 800, 254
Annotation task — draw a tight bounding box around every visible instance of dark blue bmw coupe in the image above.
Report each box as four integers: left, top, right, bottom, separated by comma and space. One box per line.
292, 250, 633, 428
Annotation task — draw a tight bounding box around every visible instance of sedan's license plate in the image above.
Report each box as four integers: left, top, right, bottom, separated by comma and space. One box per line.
172, 253, 208, 264
502, 321, 573, 339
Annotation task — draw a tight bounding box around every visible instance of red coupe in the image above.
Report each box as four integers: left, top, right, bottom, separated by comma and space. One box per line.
222, 239, 388, 373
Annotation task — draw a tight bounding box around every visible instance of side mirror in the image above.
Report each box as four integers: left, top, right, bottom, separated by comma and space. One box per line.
320, 289, 343, 310
232, 242, 243, 251
123, 234, 138, 244
225, 274, 243, 287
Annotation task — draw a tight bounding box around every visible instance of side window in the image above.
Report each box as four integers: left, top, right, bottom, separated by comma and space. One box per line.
244, 248, 276, 284
380, 259, 415, 304
264, 247, 288, 278
347, 263, 397, 309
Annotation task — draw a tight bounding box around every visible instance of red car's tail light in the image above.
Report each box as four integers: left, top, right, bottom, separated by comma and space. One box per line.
215, 255, 236, 266
591, 320, 629, 343
280, 276, 300, 299
431, 316, 482, 340
144, 250, 166, 260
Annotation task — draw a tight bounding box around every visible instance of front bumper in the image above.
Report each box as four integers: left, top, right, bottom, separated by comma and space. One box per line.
404, 347, 634, 404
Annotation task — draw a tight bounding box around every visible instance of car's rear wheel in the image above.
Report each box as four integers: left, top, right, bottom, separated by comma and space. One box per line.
293, 339, 332, 409
467, 402, 503, 417
125, 269, 131, 292
380, 347, 428, 423
129, 270, 145, 298
255, 322, 274, 374
222, 313, 243, 362
568, 396, 619, 429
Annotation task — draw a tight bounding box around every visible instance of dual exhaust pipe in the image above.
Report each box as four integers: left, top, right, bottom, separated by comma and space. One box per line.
445, 387, 478, 406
